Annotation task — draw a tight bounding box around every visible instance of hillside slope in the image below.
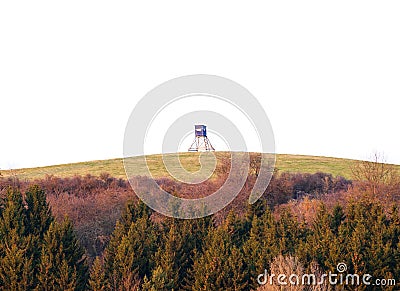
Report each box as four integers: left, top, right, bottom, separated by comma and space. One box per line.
0, 152, 384, 180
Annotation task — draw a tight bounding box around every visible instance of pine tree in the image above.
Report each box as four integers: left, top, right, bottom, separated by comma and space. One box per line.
275, 208, 301, 255
113, 233, 140, 289
37, 218, 88, 290
243, 206, 278, 288
141, 266, 171, 291
0, 187, 25, 244
0, 232, 33, 290
89, 257, 108, 291
298, 204, 343, 271
24, 185, 53, 238
225, 246, 248, 291
103, 220, 127, 285
59, 217, 88, 290
191, 225, 248, 291
119, 200, 152, 232
56, 260, 78, 291
387, 206, 400, 280
104, 215, 157, 289
0, 185, 88, 290
0, 188, 34, 290
24, 185, 54, 287
144, 221, 185, 290
330, 205, 345, 235
104, 200, 154, 288
342, 202, 373, 275
223, 211, 246, 247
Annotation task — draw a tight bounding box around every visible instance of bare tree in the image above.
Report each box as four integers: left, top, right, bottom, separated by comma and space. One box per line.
256, 255, 334, 291
351, 152, 399, 196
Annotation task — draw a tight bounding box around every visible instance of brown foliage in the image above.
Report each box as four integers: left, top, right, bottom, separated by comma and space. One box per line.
0, 174, 135, 261
276, 155, 400, 224
256, 255, 332, 291
0, 154, 358, 262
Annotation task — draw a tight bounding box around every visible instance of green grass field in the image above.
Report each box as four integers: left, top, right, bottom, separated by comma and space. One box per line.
1, 152, 390, 181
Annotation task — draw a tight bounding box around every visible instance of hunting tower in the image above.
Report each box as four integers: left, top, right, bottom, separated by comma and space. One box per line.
188, 125, 215, 152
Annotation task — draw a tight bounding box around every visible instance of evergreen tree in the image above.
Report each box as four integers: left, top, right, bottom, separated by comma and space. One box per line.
89, 257, 108, 291
24, 185, 54, 287
223, 211, 248, 247
225, 246, 248, 291
0, 231, 33, 290
24, 185, 53, 238
242, 207, 278, 289
56, 260, 78, 291
330, 205, 345, 235
103, 220, 128, 285
141, 266, 171, 291
275, 208, 302, 255
59, 217, 88, 290
297, 204, 343, 271
191, 225, 248, 291
387, 206, 400, 280
103, 206, 157, 290
143, 220, 187, 290
104, 200, 155, 288
0, 188, 25, 244
341, 202, 375, 275
342, 202, 398, 282
0, 188, 34, 290
36, 218, 88, 290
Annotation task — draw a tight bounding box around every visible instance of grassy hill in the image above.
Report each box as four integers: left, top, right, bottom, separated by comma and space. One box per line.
0, 152, 382, 181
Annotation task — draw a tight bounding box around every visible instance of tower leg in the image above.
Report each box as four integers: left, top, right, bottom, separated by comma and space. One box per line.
188, 136, 214, 152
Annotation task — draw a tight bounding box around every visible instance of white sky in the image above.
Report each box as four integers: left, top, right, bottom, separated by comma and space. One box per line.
0, 1, 399, 170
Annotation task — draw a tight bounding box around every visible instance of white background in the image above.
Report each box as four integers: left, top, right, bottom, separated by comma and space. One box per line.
1, 1, 399, 169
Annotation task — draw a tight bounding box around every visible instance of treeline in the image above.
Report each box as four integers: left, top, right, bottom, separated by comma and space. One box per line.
1, 183, 399, 290
0, 171, 351, 260
90, 197, 399, 290
0, 174, 133, 259
1, 156, 399, 290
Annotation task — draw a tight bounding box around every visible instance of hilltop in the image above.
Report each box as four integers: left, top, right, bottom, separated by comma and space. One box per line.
0, 152, 370, 180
